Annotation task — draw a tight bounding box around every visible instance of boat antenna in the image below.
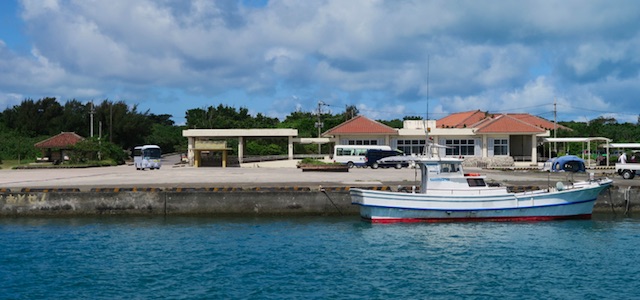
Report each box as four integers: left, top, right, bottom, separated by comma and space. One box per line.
423, 55, 431, 157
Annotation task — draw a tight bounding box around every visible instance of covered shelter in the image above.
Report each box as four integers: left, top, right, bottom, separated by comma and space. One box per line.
606, 143, 640, 162
34, 132, 85, 163
607, 143, 640, 149
543, 137, 612, 166
183, 129, 298, 168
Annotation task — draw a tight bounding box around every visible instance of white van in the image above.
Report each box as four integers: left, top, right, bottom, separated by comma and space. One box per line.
333, 145, 392, 168
133, 145, 162, 170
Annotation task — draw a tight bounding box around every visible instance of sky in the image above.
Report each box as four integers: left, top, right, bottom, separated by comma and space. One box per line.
1, 0, 640, 125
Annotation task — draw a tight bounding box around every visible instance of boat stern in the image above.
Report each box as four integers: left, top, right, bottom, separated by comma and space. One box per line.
349, 188, 366, 205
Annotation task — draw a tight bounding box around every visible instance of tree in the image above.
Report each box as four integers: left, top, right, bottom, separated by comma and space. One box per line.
145, 123, 186, 154
185, 108, 210, 129
91, 100, 153, 149
280, 111, 316, 138
253, 113, 279, 128
61, 99, 91, 137
149, 114, 175, 126
2, 98, 64, 136
70, 137, 127, 164
344, 105, 359, 119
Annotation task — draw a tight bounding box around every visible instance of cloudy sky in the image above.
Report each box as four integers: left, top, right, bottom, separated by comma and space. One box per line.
1, 0, 639, 125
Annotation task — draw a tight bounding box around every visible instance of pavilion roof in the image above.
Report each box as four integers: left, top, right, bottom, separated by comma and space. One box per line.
34, 132, 84, 149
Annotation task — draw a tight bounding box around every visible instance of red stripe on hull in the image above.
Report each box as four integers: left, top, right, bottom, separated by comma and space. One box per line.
367, 214, 592, 224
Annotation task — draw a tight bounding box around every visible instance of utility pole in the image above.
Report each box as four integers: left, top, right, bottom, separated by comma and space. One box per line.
90, 101, 95, 138
315, 101, 327, 155
98, 121, 102, 161
109, 102, 113, 143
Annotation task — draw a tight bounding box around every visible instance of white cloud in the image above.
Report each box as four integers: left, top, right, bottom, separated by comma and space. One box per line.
1, 0, 639, 123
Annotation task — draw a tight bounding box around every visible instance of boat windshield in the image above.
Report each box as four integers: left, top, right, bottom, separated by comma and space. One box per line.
439, 163, 460, 173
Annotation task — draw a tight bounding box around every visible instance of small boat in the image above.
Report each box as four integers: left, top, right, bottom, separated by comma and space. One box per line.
350, 147, 612, 223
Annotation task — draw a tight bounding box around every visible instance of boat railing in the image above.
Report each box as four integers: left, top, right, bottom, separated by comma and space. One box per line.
408, 187, 509, 195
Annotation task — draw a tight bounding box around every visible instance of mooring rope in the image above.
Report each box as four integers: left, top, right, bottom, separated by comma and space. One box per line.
624, 186, 631, 216
320, 186, 343, 215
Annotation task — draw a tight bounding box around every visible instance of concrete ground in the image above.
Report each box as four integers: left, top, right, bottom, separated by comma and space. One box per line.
1, 154, 638, 191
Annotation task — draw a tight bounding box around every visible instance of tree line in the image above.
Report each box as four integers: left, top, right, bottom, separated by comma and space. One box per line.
0, 97, 183, 163
1, 97, 638, 164
0, 97, 363, 163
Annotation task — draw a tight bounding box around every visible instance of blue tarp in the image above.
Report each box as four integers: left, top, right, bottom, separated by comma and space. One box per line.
547, 155, 586, 172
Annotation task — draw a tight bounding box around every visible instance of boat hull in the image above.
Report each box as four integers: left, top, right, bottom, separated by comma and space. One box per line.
350, 180, 612, 223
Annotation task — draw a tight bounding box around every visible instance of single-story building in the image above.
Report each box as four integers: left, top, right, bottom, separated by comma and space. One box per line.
34, 132, 84, 163
322, 110, 567, 166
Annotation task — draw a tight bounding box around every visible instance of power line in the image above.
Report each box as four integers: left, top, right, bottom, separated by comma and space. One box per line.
318, 100, 638, 121
557, 103, 638, 116
491, 103, 554, 114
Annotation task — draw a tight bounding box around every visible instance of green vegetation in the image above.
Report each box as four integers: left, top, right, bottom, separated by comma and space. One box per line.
1, 97, 638, 167
0, 98, 188, 164
298, 157, 344, 166
12, 160, 119, 169
554, 116, 640, 159
0, 159, 31, 170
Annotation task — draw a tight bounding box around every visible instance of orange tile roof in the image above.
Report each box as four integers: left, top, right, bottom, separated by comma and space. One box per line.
437, 110, 486, 128
508, 113, 570, 131
323, 115, 397, 136
34, 132, 85, 149
473, 114, 546, 134
325, 111, 559, 135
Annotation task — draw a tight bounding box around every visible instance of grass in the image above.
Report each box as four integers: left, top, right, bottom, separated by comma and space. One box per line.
1, 159, 119, 170
0, 159, 31, 170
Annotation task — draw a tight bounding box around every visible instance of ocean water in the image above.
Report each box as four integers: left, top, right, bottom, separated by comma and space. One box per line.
1, 215, 639, 300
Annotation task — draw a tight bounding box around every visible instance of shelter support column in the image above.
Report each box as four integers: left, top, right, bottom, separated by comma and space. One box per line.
288, 136, 294, 160
222, 150, 227, 168
194, 150, 201, 167
187, 137, 195, 166
531, 135, 538, 164
238, 136, 244, 164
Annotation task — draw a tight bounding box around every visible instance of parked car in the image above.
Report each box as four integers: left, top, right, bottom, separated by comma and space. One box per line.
364, 149, 408, 169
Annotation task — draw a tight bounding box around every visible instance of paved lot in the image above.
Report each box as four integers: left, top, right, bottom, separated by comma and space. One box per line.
1, 156, 636, 190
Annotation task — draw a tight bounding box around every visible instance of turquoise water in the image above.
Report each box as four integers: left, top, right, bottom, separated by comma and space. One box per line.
1, 215, 639, 299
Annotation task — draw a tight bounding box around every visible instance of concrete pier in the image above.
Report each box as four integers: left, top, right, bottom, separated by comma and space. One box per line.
1, 160, 639, 216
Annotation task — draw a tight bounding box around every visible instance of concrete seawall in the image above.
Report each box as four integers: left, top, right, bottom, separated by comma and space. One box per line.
0, 187, 355, 216
1, 185, 638, 217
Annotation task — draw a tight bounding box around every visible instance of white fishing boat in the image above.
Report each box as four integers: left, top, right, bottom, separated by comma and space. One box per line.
350, 148, 613, 223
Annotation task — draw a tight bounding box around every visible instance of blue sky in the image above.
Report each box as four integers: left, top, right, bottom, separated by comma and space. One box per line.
1, 0, 640, 125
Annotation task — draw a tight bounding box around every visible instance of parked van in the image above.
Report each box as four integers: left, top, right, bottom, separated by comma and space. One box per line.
365, 149, 408, 169
133, 145, 162, 170
333, 145, 391, 168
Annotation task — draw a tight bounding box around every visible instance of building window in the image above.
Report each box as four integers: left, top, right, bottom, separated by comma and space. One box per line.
347, 140, 378, 145
445, 139, 475, 156
396, 139, 426, 155
493, 139, 509, 156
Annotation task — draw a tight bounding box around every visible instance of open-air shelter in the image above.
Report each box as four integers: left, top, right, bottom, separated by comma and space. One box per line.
605, 143, 640, 162
543, 137, 612, 166
183, 129, 299, 168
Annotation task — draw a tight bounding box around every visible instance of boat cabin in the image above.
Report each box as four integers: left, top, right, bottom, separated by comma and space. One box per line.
417, 158, 488, 193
